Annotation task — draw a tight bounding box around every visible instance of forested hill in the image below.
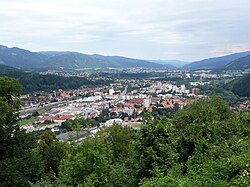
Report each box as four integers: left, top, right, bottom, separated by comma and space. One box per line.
231, 73, 250, 97
0, 64, 109, 93
0, 45, 46, 68
183, 51, 250, 70
0, 45, 163, 69
226, 55, 250, 70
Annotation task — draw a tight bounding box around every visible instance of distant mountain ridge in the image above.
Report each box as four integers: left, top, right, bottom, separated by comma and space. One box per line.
184, 51, 250, 70
1, 45, 250, 70
0, 45, 164, 70
0, 45, 46, 68
149, 60, 188, 68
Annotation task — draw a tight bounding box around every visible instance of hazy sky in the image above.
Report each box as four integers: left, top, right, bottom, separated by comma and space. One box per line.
1, 0, 250, 61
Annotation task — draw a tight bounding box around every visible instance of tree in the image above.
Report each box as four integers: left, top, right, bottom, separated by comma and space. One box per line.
0, 77, 42, 186
171, 96, 232, 166
98, 124, 133, 162
38, 130, 69, 176
0, 77, 22, 105
32, 110, 39, 117
139, 97, 250, 186
134, 113, 177, 179
59, 136, 112, 186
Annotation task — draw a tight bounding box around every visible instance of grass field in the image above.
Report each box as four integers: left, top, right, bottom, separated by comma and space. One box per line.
18, 117, 38, 126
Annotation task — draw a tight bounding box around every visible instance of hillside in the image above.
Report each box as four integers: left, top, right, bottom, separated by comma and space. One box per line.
41, 53, 163, 69
184, 51, 250, 70
231, 73, 250, 97
0, 45, 163, 70
0, 45, 47, 68
226, 55, 250, 70
0, 64, 109, 93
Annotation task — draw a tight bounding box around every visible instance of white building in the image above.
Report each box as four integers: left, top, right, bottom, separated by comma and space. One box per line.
143, 98, 151, 108
109, 88, 115, 95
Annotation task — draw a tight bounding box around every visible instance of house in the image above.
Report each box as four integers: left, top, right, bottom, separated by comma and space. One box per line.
127, 98, 144, 105
39, 114, 75, 123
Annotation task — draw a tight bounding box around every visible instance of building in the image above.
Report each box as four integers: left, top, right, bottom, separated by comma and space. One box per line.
143, 98, 151, 108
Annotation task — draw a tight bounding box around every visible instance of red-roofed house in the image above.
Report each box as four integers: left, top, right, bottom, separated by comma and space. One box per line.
39, 114, 75, 123
127, 98, 144, 105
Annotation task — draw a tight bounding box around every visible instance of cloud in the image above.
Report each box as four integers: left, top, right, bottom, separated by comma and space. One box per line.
210, 43, 250, 56
0, 0, 250, 61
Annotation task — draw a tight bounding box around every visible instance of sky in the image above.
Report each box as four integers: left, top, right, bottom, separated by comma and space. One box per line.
1, 0, 250, 61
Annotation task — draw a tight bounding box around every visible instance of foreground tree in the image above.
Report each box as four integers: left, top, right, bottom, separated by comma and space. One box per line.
0, 77, 42, 186
98, 124, 133, 162
59, 136, 112, 186
171, 96, 233, 166
134, 113, 177, 180
38, 130, 70, 176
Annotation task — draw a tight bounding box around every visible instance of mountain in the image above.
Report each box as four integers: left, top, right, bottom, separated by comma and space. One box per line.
38, 51, 77, 58
0, 45, 164, 69
226, 55, 250, 70
0, 64, 110, 93
150, 60, 188, 68
231, 73, 250, 97
0, 45, 47, 68
40, 52, 164, 69
97, 55, 164, 68
183, 51, 250, 70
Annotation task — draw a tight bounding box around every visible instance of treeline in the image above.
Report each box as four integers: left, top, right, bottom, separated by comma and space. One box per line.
0, 77, 250, 186
0, 65, 111, 93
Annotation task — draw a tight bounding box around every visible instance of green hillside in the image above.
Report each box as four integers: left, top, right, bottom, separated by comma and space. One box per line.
226, 55, 250, 70
184, 51, 250, 70
0, 45, 46, 68
0, 64, 109, 93
0, 45, 163, 70
232, 73, 250, 97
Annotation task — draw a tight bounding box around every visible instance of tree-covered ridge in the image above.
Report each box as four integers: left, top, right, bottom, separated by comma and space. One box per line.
0, 64, 110, 93
183, 51, 250, 70
232, 73, 250, 97
0, 45, 163, 70
0, 77, 249, 186
226, 55, 250, 70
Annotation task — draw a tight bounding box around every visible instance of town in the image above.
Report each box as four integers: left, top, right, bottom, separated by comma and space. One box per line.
18, 68, 249, 142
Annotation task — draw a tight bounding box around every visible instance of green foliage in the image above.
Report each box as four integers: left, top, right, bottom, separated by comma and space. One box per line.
59, 136, 112, 186
0, 77, 42, 186
0, 150, 44, 187
140, 165, 184, 187
60, 117, 99, 132
150, 106, 179, 118
32, 110, 39, 117
0, 65, 111, 93
98, 124, 133, 162
134, 113, 178, 179
0, 77, 22, 104
226, 54, 250, 70
172, 96, 232, 165
1, 78, 249, 187
138, 96, 250, 186
38, 131, 69, 176
30, 177, 58, 187
108, 162, 138, 187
